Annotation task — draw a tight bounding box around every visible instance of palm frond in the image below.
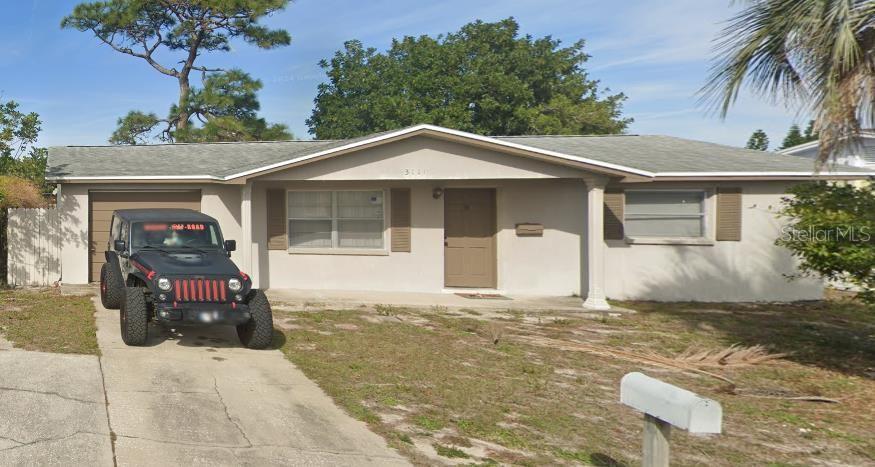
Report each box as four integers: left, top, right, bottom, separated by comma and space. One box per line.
701, 0, 875, 166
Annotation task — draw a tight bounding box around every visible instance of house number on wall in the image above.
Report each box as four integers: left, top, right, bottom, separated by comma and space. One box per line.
401, 168, 426, 178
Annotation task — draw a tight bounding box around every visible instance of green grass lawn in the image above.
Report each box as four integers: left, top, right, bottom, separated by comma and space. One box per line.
274, 299, 875, 466
0, 289, 99, 355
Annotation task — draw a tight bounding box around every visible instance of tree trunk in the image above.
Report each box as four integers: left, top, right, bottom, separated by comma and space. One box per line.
177, 74, 191, 130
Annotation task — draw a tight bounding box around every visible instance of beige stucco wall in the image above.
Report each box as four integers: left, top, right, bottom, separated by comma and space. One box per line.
603, 181, 824, 301
252, 179, 585, 295
201, 184, 243, 245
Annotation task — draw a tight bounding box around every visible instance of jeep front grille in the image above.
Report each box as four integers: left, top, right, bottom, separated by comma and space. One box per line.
173, 278, 227, 303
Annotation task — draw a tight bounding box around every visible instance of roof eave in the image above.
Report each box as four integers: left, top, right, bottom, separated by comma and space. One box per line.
651, 171, 875, 181
46, 175, 226, 183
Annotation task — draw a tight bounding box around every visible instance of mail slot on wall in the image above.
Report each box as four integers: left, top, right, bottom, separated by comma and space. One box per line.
515, 223, 543, 236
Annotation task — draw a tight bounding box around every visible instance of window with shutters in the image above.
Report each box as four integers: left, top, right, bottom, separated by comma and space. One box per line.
287, 190, 385, 250
625, 190, 706, 238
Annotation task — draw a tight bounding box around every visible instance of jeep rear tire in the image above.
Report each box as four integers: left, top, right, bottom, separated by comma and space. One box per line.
120, 287, 148, 346
237, 289, 273, 349
100, 263, 124, 310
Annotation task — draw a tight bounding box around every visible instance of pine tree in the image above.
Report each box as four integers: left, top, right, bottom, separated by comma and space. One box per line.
779, 124, 805, 149
746, 129, 769, 151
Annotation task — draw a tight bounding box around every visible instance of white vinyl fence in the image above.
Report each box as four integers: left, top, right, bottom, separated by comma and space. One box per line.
7, 208, 61, 286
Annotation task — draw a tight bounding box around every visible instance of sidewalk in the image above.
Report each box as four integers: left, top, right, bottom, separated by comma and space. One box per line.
266, 288, 588, 312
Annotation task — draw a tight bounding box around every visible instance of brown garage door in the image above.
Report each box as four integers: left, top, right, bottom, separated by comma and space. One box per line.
89, 190, 201, 282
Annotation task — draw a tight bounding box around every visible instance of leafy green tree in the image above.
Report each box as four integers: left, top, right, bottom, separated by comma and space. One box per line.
745, 129, 769, 151
307, 18, 631, 139
777, 182, 875, 303
700, 1, 875, 164
62, 0, 293, 143
0, 100, 49, 194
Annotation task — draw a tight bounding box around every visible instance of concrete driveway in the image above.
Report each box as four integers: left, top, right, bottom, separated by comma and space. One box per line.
0, 343, 113, 466
94, 298, 408, 466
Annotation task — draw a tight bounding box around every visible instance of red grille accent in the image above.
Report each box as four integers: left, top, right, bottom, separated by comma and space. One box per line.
173, 278, 228, 303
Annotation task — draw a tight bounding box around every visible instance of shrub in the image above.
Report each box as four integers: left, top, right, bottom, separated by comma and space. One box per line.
776, 181, 875, 303
0, 176, 45, 208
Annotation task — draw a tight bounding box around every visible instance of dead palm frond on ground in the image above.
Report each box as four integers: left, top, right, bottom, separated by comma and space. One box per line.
673, 344, 787, 367
700, 0, 875, 164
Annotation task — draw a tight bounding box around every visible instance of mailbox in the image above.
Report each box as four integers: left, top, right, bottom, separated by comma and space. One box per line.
621, 372, 723, 467
515, 223, 543, 236
621, 372, 722, 434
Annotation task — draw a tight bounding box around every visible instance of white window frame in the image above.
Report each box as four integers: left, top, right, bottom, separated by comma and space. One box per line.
286, 189, 389, 255
623, 189, 709, 241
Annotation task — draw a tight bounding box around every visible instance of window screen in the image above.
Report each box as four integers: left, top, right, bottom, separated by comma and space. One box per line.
288, 191, 384, 249
625, 191, 705, 237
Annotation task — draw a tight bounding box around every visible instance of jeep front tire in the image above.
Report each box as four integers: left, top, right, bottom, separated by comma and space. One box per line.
100, 263, 124, 310
237, 289, 273, 349
120, 287, 149, 346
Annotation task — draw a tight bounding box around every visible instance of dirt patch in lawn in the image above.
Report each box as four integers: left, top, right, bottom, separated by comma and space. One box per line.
0, 288, 99, 355
277, 301, 875, 466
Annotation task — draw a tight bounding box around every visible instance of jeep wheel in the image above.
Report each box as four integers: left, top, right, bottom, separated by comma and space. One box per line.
120, 287, 148, 346
237, 289, 273, 349
100, 263, 124, 310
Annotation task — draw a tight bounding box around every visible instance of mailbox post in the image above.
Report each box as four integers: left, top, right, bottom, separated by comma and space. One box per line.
620, 372, 722, 467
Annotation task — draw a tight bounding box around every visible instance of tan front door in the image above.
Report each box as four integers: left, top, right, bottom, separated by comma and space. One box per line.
89, 190, 201, 282
444, 188, 497, 288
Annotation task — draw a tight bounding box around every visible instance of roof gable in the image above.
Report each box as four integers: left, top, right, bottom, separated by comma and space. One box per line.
254, 133, 593, 181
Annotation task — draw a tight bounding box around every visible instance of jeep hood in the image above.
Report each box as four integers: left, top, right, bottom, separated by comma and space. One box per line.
131, 249, 241, 277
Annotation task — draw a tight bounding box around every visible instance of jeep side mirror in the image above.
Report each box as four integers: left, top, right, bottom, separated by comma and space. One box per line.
224, 240, 236, 252
114, 240, 127, 253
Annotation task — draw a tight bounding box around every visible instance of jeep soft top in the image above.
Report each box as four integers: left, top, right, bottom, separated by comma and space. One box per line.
113, 208, 219, 223
99, 208, 273, 349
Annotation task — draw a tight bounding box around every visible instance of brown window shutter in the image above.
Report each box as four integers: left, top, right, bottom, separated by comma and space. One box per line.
391, 188, 411, 252
266, 189, 287, 250
716, 187, 742, 241
603, 188, 624, 240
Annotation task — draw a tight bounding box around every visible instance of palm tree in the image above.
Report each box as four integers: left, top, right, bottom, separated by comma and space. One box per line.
700, 0, 875, 165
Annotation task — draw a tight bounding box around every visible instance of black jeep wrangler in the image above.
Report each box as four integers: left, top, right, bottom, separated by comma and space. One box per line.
99, 209, 273, 349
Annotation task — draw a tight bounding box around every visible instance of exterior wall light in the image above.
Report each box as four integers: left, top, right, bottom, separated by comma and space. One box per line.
432, 187, 443, 199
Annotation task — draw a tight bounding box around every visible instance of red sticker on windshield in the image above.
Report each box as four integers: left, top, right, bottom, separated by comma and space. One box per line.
171, 223, 206, 231
143, 223, 168, 231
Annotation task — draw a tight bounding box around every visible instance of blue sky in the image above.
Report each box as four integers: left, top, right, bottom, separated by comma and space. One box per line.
1, 0, 809, 148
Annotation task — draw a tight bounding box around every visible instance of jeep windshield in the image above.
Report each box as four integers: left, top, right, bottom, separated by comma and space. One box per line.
131, 222, 223, 250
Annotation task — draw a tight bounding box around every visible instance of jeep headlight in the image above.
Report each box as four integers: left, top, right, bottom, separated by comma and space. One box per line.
228, 278, 242, 292
157, 277, 172, 291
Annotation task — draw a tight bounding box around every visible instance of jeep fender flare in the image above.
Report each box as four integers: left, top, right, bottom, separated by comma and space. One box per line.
104, 251, 122, 277
127, 271, 154, 291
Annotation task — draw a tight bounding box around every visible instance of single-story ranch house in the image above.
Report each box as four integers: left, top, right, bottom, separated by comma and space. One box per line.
44, 124, 873, 309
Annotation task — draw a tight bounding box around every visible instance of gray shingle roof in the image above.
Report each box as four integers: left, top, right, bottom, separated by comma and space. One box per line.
47, 125, 872, 180
47, 140, 335, 179
494, 134, 850, 173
